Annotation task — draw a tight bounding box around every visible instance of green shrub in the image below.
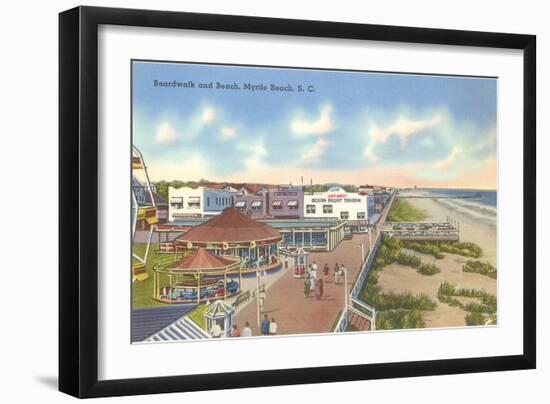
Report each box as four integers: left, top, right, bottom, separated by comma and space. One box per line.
401, 241, 445, 259
417, 263, 441, 276
465, 312, 488, 326
437, 282, 497, 326
401, 240, 483, 259
372, 291, 437, 311
396, 252, 421, 268
464, 260, 497, 278
377, 309, 426, 330
440, 241, 482, 258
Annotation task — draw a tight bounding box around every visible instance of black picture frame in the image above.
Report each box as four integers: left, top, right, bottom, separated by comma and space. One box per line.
59, 5, 536, 398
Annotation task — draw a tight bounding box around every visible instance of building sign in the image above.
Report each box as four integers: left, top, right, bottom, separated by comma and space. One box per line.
311, 195, 362, 203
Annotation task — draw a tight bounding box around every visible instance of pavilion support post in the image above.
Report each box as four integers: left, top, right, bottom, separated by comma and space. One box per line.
224, 272, 227, 301
239, 265, 243, 294
197, 275, 201, 304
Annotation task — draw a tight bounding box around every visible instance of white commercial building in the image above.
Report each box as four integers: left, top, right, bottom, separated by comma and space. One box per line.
168, 186, 234, 220
303, 186, 368, 233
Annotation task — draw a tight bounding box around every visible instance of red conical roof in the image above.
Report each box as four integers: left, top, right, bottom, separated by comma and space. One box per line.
173, 248, 239, 270
176, 207, 281, 244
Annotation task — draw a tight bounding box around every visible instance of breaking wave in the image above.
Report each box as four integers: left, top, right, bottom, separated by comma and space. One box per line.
433, 198, 497, 225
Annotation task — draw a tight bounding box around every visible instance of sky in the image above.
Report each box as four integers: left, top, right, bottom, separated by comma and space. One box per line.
132, 61, 497, 189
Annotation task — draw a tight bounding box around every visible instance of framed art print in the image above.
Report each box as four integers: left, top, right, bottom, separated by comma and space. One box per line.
59, 6, 536, 398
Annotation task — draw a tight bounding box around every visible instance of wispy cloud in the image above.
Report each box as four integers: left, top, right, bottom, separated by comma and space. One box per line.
201, 105, 217, 124
431, 145, 463, 170
237, 142, 268, 171
220, 126, 237, 140
291, 104, 335, 136
154, 122, 177, 144
302, 138, 332, 160
364, 114, 443, 162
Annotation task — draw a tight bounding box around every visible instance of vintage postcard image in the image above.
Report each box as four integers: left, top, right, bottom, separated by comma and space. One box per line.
131, 61, 497, 343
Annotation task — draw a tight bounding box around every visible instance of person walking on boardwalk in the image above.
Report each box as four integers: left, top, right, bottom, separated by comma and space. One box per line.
261, 314, 270, 336
304, 276, 311, 297
309, 274, 316, 296
269, 318, 277, 335
333, 263, 340, 284
315, 278, 324, 300
310, 262, 318, 280
242, 321, 252, 337
230, 324, 241, 337
338, 264, 347, 286
323, 263, 330, 282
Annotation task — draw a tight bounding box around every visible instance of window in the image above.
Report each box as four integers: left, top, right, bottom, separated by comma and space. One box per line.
340, 211, 349, 219
287, 200, 299, 209
357, 212, 366, 219
170, 197, 183, 209
207, 197, 210, 207
251, 200, 263, 210
323, 205, 333, 214
272, 200, 283, 209
306, 205, 316, 214
187, 196, 200, 208
235, 200, 246, 209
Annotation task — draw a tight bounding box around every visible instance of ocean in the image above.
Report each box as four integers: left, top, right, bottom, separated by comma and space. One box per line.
401, 188, 497, 224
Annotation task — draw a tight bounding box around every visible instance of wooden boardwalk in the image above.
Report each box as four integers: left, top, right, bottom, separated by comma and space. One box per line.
232, 233, 373, 336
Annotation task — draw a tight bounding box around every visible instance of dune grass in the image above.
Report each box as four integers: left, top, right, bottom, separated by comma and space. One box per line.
417, 263, 441, 276
387, 199, 428, 222
437, 281, 497, 326
463, 260, 497, 278
401, 240, 483, 260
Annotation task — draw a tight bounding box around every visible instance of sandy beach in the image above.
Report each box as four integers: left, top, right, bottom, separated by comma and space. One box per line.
377, 197, 497, 328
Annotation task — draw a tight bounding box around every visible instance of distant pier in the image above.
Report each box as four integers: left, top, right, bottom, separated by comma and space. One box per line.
395, 193, 481, 200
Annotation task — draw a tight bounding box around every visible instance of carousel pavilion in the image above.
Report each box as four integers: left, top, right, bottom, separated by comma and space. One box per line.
174, 207, 282, 274
152, 247, 242, 304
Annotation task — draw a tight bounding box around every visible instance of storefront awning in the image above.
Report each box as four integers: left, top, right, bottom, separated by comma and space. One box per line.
272, 200, 282, 207
287, 200, 298, 207
235, 200, 246, 208
251, 200, 263, 208
170, 197, 183, 204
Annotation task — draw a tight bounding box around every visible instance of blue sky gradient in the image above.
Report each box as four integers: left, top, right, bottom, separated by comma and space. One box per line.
132, 61, 497, 189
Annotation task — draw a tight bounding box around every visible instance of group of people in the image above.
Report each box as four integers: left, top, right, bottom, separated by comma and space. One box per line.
218, 317, 277, 338
303, 261, 347, 300
303, 261, 323, 299
212, 321, 253, 338
261, 314, 278, 336
225, 321, 253, 338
